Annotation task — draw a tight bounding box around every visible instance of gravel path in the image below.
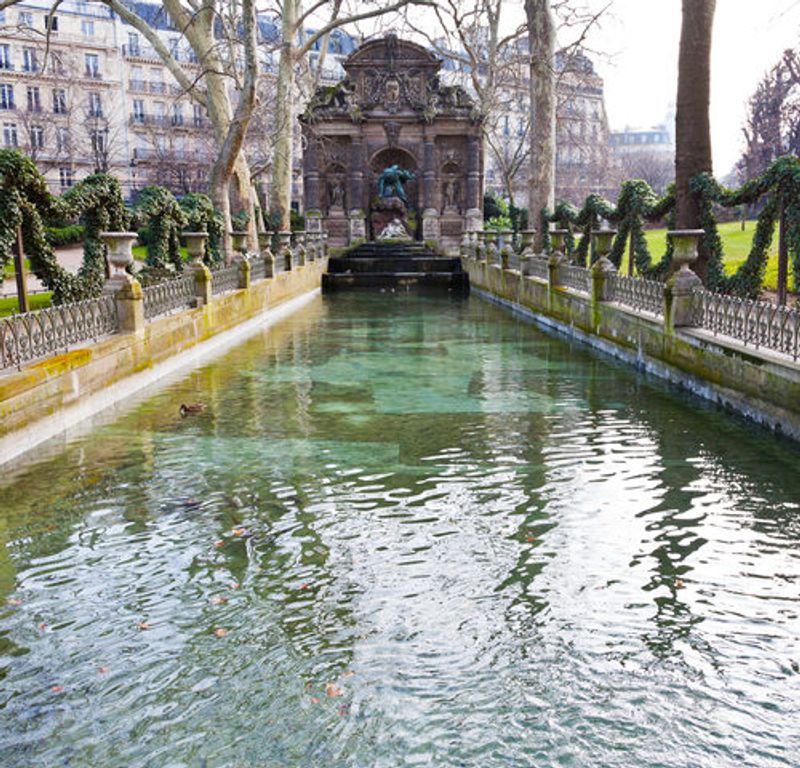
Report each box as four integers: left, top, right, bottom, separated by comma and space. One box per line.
1, 246, 84, 296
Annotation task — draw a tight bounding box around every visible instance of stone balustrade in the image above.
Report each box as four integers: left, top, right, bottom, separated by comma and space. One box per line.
460, 228, 800, 360
0, 229, 327, 371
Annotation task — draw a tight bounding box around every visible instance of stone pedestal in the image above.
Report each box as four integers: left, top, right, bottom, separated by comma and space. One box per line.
422, 208, 440, 242
193, 262, 212, 306
115, 278, 144, 334
465, 208, 483, 235
348, 210, 366, 244
277, 231, 292, 271
666, 229, 704, 329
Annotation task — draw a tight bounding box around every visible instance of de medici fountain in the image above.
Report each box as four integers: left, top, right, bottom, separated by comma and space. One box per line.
301, 34, 484, 260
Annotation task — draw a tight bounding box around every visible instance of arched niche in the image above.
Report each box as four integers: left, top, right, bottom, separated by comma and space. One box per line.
369, 147, 419, 209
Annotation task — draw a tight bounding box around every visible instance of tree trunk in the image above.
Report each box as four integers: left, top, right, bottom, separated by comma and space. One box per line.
525, 0, 556, 251
270, 0, 298, 233
675, 0, 716, 279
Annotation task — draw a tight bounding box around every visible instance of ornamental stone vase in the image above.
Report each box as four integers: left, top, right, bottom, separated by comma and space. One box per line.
183, 231, 208, 265
549, 229, 569, 256
230, 230, 248, 258
100, 232, 138, 292
666, 229, 704, 327
592, 229, 617, 262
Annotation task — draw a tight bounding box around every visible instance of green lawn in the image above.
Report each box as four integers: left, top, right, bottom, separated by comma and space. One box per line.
0, 291, 52, 317
639, 220, 781, 289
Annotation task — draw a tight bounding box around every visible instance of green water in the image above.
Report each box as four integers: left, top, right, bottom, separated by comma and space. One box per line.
1, 293, 799, 767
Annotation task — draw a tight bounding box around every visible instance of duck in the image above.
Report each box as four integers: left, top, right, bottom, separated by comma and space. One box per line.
180, 403, 206, 416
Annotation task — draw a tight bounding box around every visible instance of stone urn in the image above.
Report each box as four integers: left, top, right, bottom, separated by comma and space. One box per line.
183, 231, 208, 265
550, 229, 569, 255
669, 229, 705, 270
591, 229, 617, 261
230, 230, 248, 257
257, 230, 272, 252
100, 232, 138, 290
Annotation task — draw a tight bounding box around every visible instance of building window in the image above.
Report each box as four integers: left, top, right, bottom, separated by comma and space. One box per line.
18, 11, 32, 28
88, 92, 102, 117
50, 52, 64, 75
193, 104, 203, 127
127, 32, 140, 56
29, 124, 44, 149
81, 19, 94, 36
132, 99, 145, 123
26, 86, 40, 112
0, 45, 11, 71
56, 126, 68, 151
172, 103, 183, 126
85, 54, 100, 79
3, 122, 18, 147
168, 38, 179, 59
44, 15, 58, 32
90, 129, 106, 154
59, 167, 73, 188
0, 83, 14, 110
22, 48, 38, 73
53, 89, 66, 114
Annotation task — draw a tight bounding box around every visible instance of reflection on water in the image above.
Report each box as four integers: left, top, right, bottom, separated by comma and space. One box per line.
1, 293, 799, 767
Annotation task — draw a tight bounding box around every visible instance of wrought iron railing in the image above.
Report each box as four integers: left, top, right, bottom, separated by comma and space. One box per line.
0, 295, 118, 370
607, 273, 664, 317
525, 256, 549, 281
560, 264, 591, 294
692, 290, 800, 360
142, 273, 196, 320
211, 264, 241, 295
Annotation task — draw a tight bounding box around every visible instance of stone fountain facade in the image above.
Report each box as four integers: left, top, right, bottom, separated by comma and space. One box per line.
300, 34, 484, 253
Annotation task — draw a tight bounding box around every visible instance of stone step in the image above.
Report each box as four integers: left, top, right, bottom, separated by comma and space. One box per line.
322, 241, 469, 295
322, 271, 469, 294
329, 257, 462, 274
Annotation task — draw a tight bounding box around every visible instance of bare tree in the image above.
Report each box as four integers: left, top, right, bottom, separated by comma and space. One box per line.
526, 0, 556, 248
615, 149, 673, 196
739, 49, 800, 181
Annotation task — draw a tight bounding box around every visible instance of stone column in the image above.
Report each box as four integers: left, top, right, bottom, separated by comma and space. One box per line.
349, 135, 364, 213
464, 133, 482, 233
303, 135, 320, 213
665, 229, 704, 330
423, 137, 436, 210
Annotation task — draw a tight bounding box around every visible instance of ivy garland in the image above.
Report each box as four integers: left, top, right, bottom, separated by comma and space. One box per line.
0, 150, 128, 304
133, 186, 188, 281
179, 193, 223, 265
690, 155, 800, 297
542, 179, 675, 280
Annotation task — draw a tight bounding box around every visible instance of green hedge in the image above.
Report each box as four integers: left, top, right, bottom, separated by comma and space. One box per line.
44, 224, 85, 248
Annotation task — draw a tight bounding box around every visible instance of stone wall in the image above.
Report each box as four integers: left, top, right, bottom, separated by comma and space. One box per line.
465, 258, 800, 442
0, 260, 327, 465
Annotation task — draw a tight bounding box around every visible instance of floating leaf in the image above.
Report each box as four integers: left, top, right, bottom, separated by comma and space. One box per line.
675, 579, 685, 589
230, 582, 240, 590
214, 540, 225, 548
138, 621, 151, 631
341, 670, 355, 679
98, 666, 109, 674
214, 628, 227, 638
310, 696, 320, 705
38, 622, 46, 631
300, 583, 311, 591
211, 596, 228, 605
51, 685, 64, 694
232, 527, 247, 537
325, 683, 344, 698
6, 598, 22, 606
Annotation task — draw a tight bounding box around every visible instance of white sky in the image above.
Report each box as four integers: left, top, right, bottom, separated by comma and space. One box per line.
397, 0, 800, 175
581, 0, 800, 175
